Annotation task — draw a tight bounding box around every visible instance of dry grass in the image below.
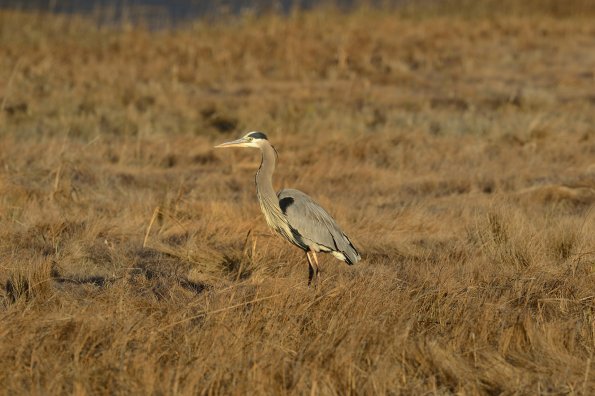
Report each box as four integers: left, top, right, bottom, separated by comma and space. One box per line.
0, 4, 594, 395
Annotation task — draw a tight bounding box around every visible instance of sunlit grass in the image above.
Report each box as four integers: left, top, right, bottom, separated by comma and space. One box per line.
0, 5, 594, 394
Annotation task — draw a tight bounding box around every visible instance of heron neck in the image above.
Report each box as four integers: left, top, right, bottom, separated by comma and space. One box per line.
256, 143, 278, 205
255, 143, 288, 235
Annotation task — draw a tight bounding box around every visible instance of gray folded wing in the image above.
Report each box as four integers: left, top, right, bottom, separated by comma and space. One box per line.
277, 189, 361, 264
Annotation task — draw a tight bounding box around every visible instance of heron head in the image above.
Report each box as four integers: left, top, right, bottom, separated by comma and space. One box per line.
214, 131, 269, 149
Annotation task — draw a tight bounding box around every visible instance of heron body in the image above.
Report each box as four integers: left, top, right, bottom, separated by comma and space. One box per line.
215, 131, 361, 285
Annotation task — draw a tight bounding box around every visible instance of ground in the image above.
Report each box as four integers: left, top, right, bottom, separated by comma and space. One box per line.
0, 4, 594, 395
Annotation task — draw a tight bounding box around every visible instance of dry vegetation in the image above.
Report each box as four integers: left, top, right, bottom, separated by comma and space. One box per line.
0, 3, 594, 395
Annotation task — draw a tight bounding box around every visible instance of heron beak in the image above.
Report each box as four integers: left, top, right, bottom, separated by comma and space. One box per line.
214, 137, 250, 148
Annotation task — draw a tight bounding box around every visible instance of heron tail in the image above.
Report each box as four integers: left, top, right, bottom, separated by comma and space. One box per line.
339, 235, 361, 265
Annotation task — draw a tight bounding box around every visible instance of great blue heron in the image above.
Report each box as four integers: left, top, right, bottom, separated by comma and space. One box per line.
215, 131, 361, 285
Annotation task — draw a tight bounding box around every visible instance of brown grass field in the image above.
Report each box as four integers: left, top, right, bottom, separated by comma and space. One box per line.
0, 3, 594, 394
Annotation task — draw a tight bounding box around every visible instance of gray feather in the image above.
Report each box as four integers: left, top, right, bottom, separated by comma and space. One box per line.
277, 189, 361, 264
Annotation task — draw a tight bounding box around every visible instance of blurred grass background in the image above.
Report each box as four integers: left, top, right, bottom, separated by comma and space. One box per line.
0, 1, 594, 394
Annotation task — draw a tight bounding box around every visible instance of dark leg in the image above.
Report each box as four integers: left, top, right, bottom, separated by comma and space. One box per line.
306, 251, 314, 286
311, 251, 320, 287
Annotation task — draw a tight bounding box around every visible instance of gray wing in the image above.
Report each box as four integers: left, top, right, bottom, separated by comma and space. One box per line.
277, 189, 361, 264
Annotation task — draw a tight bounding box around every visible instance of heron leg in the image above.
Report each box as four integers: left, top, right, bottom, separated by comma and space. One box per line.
311, 251, 320, 286
306, 251, 315, 286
